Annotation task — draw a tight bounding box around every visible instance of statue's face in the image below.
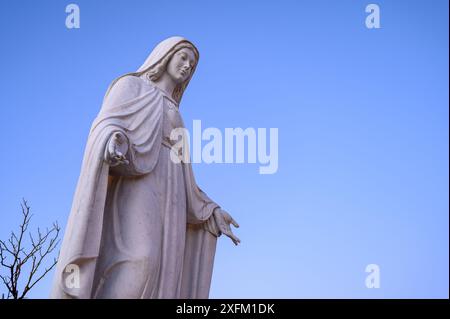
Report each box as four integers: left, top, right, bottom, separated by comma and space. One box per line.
166, 48, 196, 84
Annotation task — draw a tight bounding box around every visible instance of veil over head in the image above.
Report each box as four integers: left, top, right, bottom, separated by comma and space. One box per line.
106, 36, 200, 103
137, 36, 199, 73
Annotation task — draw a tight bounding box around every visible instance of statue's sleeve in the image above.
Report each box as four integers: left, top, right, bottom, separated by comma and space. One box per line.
183, 162, 221, 235
99, 77, 140, 176
92, 75, 163, 177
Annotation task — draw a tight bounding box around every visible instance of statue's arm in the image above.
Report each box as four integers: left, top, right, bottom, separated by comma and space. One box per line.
186, 182, 241, 244
100, 76, 147, 176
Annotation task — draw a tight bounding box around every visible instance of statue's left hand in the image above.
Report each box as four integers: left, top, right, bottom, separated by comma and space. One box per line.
213, 208, 241, 245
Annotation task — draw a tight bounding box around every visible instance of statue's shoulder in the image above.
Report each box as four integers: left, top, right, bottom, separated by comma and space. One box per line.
113, 75, 146, 92
105, 75, 148, 105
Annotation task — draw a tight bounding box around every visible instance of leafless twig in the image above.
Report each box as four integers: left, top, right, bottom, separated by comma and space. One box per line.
0, 199, 60, 299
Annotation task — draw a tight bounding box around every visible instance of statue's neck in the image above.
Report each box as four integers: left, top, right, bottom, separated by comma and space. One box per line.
153, 73, 176, 98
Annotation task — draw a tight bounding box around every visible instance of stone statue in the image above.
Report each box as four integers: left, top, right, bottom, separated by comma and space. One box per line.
51, 36, 240, 299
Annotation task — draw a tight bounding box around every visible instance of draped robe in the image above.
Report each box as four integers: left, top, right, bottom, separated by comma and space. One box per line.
51, 75, 220, 299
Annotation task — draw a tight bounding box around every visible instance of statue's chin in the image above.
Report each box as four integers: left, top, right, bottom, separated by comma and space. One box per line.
169, 73, 187, 84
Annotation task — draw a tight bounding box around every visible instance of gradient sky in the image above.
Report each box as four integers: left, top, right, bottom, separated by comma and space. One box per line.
0, 0, 448, 298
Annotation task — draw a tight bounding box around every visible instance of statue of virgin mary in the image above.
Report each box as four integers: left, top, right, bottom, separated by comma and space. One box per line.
50, 36, 240, 299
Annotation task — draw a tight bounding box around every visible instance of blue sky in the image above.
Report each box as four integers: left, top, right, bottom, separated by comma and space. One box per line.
0, 0, 448, 298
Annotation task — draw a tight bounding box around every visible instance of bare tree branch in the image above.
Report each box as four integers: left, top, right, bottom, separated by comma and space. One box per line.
0, 199, 60, 299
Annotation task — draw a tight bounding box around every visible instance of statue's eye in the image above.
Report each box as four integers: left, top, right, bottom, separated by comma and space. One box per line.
181, 54, 187, 60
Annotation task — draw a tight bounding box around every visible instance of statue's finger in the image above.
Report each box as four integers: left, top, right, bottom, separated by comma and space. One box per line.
231, 218, 239, 228
232, 236, 240, 245
225, 231, 240, 245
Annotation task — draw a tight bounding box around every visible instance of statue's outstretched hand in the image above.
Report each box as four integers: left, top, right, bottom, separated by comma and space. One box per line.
105, 132, 129, 167
213, 208, 240, 245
